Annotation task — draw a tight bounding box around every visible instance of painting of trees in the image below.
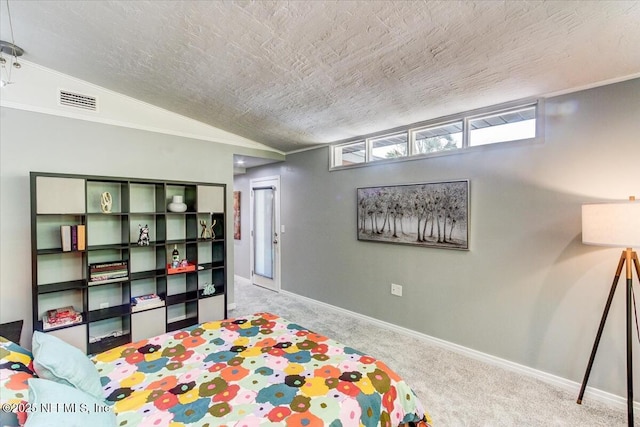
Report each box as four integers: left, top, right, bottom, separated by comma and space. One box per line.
357, 180, 468, 249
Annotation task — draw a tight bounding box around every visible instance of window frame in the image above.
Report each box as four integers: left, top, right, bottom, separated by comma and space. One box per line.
330, 139, 369, 168
331, 140, 367, 167
329, 98, 544, 171
466, 104, 538, 148
368, 131, 410, 162
410, 119, 464, 156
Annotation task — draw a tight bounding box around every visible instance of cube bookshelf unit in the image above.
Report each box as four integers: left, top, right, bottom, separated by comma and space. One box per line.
31, 172, 227, 354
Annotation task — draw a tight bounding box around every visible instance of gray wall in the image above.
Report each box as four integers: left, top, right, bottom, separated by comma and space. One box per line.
234, 78, 640, 399
0, 107, 281, 345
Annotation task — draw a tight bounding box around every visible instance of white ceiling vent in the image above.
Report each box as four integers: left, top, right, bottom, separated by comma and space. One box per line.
59, 90, 97, 111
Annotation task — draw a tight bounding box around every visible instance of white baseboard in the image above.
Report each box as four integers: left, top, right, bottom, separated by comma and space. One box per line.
278, 288, 637, 412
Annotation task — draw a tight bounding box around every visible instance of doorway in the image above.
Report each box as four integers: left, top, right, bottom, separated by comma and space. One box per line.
250, 176, 280, 291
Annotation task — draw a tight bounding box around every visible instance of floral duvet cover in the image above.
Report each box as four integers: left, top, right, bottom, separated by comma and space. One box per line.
92, 312, 431, 426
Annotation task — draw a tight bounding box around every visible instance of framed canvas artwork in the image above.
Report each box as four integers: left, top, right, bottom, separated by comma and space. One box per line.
233, 191, 241, 240
357, 180, 469, 250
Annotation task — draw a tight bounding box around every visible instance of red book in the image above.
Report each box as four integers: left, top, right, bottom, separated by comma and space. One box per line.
47, 306, 78, 320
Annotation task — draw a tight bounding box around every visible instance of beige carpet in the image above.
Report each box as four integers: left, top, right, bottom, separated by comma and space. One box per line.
230, 279, 636, 426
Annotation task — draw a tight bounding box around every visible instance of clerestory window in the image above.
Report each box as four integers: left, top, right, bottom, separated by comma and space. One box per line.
330, 100, 542, 170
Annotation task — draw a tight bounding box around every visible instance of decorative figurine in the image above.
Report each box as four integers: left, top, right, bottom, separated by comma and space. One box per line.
200, 220, 211, 239
137, 224, 150, 246
100, 192, 112, 213
171, 245, 180, 268
202, 282, 216, 296
210, 219, 217, 240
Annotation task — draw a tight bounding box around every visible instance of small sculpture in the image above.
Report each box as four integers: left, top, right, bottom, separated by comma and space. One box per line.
137, 224, 150, 246
200, 220, 212, 239
202, 282, 216, 296
171, 245, 180, 268
210, 220, 217, 240
100, 192, 112, 213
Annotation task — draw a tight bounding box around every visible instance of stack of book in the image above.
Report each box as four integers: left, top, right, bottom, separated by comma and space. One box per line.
89, 261, 128, 285
131, 293, 165, 312
43, 306, 83, 330
60, 225, 86, 252
89, 330, 124, 344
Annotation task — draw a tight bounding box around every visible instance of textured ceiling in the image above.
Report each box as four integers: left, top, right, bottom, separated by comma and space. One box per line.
1, 1, 640, 153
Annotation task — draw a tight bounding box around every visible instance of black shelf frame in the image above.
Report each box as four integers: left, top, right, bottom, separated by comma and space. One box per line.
130, 269, 165, 281
86, 243, 131, 252
37, 280, 86, 294
88, 304, 131, 322
31, 172, 227, 354
35, 318, 86, 333
165, 291, 199, 306
167, 317, 198, 332
199, 289, 225, 299
36, 248, 85, 255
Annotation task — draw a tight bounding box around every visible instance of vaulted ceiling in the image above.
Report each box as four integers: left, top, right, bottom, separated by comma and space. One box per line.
2, 1, 639, 153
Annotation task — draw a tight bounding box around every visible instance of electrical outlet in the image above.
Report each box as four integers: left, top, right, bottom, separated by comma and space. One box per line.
391, 283, 403, 297
100, 302, 109, 309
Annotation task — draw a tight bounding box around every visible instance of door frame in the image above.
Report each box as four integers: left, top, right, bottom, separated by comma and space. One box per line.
249, 175, 281, 292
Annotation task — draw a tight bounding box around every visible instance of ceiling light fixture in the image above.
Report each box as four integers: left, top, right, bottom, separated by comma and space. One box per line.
1, 0, 24, 88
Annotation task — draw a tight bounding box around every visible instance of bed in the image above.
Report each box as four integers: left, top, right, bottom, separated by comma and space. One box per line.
1, 312, 431, 426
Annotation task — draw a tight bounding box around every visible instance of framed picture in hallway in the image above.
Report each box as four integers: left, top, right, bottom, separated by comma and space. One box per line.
357, 180, 469, 250
233, 191, 241, 240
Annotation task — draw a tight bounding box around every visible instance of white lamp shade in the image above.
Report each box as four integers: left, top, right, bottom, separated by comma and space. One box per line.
582, 201, 640, 247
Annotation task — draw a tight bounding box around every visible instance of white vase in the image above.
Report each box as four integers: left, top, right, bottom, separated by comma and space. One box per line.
168, 195, 187, 212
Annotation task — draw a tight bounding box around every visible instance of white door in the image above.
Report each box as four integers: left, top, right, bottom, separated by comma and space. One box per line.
250, 176, 280, 291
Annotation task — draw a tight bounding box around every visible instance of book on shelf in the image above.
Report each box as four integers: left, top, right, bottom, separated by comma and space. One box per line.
60, 224, 85, 252
131, 300, 165, 312
60, 225, 71, 252
131, 293, 164, 312
77, 225, 86, 251
90, 268, 128, 277
88, 276, 129, 285
89, 330, 124, 344
131, 293, 161, 304
89, 260, 129, 284
42, 306, 83, 330
71, 225, 78, 251
90, 271, 127, 279
89, 261, 128, 272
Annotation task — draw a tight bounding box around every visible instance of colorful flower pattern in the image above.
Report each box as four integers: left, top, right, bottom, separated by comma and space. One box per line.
0, 336, 35, 427
92, 313, 432, 426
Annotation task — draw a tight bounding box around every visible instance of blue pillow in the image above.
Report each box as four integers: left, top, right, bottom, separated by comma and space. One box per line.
25, 379, 115, 427
31, 331, 104, 400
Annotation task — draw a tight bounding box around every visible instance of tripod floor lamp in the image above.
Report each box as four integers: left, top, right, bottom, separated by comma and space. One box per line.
577, 196, 640, 426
